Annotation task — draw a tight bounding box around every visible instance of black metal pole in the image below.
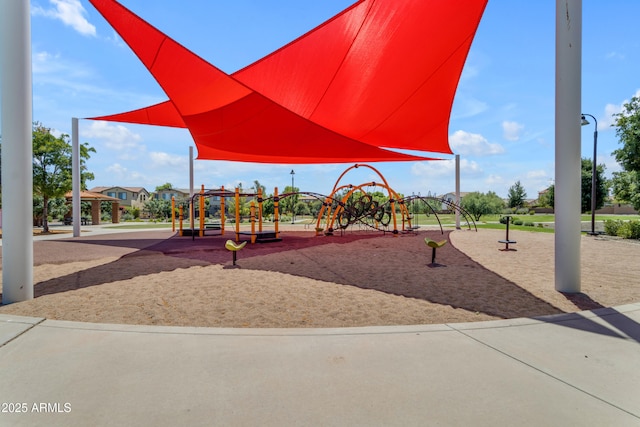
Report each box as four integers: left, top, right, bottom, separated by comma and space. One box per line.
590, 125, 598, 234
583, 114, 598, 235
290, 169, 295, 224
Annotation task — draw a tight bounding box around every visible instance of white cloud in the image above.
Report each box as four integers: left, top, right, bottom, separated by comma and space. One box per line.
502, 120, 524, 141
103, 163, 147, 184
605, 51, 625, 60
526, 170, 547, 179
107, 29, 125, 47
449, 130, 505, 156
600, 89, 640, 129
411, 158, 482, 178
599, 153, 622, 175
524, 170, 553, 193
105, 163, 128, 177
149, 152, 189, 169
33, 0, 96, 37
32, 51, 61, 74
459, 64, 480, 81
601, 103, 621, 129
84, 121, 142, 150
451, 97, 488, 120
83, 122, 146, 161
32, 50, 93, 80
485, 174, 504, 186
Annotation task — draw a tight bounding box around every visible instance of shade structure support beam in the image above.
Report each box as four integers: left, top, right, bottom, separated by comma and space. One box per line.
189, 146, 194, 230
455, 154, 461, 230
555, 0, 582, 293
1, 0, 34, 303
72, 118, 81, 237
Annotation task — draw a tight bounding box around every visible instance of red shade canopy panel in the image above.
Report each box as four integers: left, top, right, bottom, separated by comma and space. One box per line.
87, 0, 487, 164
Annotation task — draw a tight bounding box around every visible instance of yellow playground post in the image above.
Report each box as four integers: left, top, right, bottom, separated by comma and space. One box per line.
171, 196, 175, 232
250, 201, 256, 244
274, 187, 279, 239
220, 185, 225, 235
199, 185, 205, 237
258, 188, 263, 233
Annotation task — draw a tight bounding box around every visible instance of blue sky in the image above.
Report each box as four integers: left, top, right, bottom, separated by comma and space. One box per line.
21, 0, 640, 199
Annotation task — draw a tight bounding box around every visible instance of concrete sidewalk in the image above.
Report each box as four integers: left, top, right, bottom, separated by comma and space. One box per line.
1, 305, 639, 426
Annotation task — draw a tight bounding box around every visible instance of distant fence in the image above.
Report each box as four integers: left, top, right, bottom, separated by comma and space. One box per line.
596, 205, 638, 215
531, 205, 638, 215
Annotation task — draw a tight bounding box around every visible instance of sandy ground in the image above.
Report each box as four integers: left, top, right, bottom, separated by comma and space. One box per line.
1, 227, 638, 328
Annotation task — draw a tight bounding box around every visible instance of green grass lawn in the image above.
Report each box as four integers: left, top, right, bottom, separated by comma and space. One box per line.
104, 213, 640, 234
472, 223, 555, 233
104, 222, 173, 229
409, 213, 640, 234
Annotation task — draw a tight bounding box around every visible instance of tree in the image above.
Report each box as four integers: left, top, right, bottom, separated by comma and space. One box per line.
460, 191, 505, 221
281, 185, 299, 217
294, 200, 311, 216
611, 96, 640, 209
253, 179, 266, 195
32, 123, 95, 232
613, 95, 640, 173
144, 198, 172, 220
507, 180, 527, 209
309, 199, 323, 216
611, 171, 640, 211
581, 158, 608, 213
262, 197, 275, 218
33, 196, 67, 226
538, 185, 555, 208
155, 182, 174, 192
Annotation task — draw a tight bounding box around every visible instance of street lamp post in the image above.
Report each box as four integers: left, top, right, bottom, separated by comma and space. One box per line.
290, 169, 295, 224
581, 113, 599, 235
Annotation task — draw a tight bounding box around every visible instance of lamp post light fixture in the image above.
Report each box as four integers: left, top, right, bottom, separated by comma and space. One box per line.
581, 113, 599, 235
290, 169, 295, 224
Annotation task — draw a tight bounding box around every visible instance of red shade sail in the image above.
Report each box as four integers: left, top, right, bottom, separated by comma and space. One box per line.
87, 0, 487, 163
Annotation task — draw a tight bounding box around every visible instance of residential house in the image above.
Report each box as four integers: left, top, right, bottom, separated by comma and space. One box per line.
89, 186, 150, 210
440, 192, 470, 205
153, 187, 233, 217
154, 188, 191, 203
299, 194, 320, 205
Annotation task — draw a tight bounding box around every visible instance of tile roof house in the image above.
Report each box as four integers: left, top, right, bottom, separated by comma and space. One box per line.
89, 186, 150, 209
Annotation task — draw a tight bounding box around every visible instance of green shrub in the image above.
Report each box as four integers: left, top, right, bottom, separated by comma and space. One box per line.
500, 216, 517, 224
529, 210, 535, 215
513, 219, 523, 226
617, 220, 640, 239
537, 223, 544, 228
524, 221, 535, 227
604, 219, 624, 236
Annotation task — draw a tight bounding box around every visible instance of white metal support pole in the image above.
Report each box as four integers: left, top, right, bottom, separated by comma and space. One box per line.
72, 118, 81, 237
189, 146, 194, 230
455, 154, 461, 229
1, 0, 34, 303
555, 0, 582, 293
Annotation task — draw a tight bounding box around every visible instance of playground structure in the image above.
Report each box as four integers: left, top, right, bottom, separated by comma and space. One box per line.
314, 164, 476, 236
174, 164, 476, 243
